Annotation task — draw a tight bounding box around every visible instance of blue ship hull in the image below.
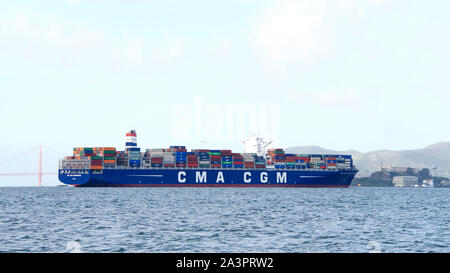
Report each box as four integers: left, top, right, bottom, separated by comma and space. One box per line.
58, 168, 357, 187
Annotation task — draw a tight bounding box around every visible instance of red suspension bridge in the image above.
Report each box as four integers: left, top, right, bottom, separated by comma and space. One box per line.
0, 145, 64, 186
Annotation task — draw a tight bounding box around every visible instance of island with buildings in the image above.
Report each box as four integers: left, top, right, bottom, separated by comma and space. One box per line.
351, 166, 450, 187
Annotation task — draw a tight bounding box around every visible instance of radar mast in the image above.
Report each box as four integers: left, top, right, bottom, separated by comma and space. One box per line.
242, 134, 273, 156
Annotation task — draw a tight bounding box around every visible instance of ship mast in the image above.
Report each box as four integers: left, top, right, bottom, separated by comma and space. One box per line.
242, 135, 273, 156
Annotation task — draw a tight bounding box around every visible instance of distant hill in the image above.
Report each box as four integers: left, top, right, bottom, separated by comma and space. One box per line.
286, 142, 450, 177
284, 145, 362, 156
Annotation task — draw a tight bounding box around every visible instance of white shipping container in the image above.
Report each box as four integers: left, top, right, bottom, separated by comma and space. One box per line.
126, 136, 137, 142
146, 148, 165, 152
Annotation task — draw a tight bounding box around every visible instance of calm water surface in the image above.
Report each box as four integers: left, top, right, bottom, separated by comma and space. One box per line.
0, 187, 449, 252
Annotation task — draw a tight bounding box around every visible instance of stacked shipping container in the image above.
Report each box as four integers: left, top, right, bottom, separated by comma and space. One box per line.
64, 131, 354, 171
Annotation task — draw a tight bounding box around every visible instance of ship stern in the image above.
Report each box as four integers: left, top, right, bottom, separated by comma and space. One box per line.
58, 169, 91, 186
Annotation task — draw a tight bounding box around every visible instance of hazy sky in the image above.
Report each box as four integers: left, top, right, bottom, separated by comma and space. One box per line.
1, 0, 449, 157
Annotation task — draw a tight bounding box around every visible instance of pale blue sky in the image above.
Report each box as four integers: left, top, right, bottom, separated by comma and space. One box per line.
1, 0, 449, 159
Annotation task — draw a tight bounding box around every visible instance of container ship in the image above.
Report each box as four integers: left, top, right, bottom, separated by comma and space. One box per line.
58, 130, 358, 187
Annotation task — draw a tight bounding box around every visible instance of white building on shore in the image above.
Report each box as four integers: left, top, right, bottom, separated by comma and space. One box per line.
422, 179, 434, 187
393, 176, 419, 187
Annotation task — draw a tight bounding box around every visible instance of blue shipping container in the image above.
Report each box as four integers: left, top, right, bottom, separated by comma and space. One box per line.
170, 146, 186, 149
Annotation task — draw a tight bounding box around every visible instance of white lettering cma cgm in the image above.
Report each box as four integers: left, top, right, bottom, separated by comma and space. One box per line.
177, 171, 287, 184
